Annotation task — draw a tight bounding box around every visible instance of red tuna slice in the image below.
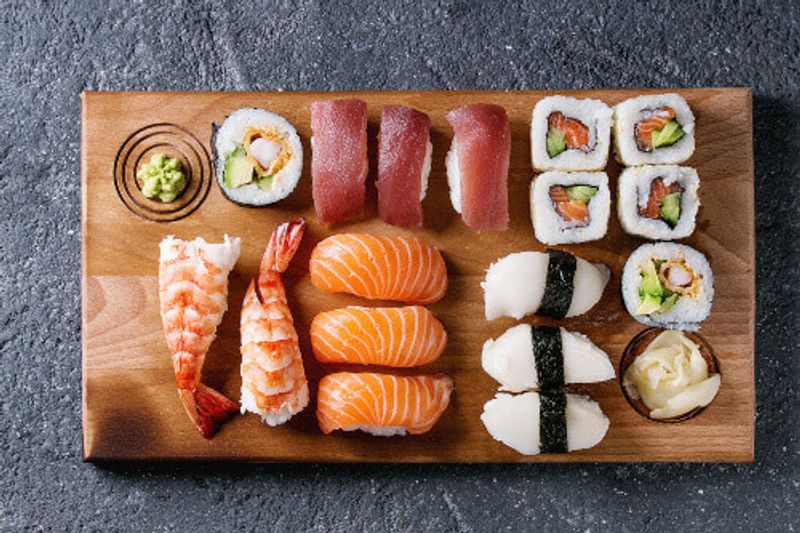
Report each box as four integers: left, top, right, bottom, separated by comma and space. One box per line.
311, 99, 368, 226
377, 105, 432, 228
445, 104, 510, 231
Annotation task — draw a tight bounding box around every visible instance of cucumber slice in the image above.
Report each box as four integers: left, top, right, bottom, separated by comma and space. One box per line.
651, 120, 685, 149
566, 185, 598, 204
660, 192, 682, 228
546, 129, 567, 158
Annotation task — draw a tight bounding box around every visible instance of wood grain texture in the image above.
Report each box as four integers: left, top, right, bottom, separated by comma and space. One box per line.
81, 89, 754, 462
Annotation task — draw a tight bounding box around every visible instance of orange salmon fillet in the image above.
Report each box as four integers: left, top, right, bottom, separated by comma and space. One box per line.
549, 185, 589, 224
635, 107, 676, 151
317, 372, 454, 435
311, 306, 447, 367
548, 111, 590, 149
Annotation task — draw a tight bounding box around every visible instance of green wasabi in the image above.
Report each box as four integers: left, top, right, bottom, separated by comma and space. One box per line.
138, 154, 187, 202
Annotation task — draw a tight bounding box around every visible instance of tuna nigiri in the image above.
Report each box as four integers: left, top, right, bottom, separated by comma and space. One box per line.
377, 105, 432, 228
445, 103, 510, 231
240, 220, 309, 426
159, 235, 241, 438
309, 233, 448, 304
317, 372, 454, 436
311, 99, 368, 226
311, 306, 447, 367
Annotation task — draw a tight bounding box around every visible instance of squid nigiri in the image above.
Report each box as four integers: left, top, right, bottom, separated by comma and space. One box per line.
309, 233, 448, 304
159, 235, 241, 438
240, 220, 309, 426
311, 306, 446, 367
317, 372, 454, 436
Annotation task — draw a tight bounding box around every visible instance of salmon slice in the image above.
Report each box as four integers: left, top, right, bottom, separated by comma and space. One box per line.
446, 104, 510, 231
639, 177, 682, 219
311, 99, 368, 226
317, 372, 454, 435
635, 107, 676, 151
548, 112, 590, 149
309, 233, 448, 304
549, 185, 590, 225
377, 105, 431, 228
311, 306, 447, 367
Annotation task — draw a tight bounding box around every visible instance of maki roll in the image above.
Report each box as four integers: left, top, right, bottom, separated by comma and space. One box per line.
214, 108, 303, 206
531, 96, 612, 172
530, 171, 610, 245
482, 324, 614, 392
482, 250, 609, 320
618, 165, 700, 240
622, 243, 714, 331
614, 93, 695, 166
481, 391, 610, 455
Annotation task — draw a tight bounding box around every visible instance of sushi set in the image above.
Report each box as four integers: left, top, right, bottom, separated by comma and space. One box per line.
81, 89, 754, 462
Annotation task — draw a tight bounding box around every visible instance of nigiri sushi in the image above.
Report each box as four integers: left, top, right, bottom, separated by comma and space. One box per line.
309, 233, 448, 304
311, 99, 368, 226
445, 103, 510, 231
311, 306, 446, 367
159, 235, 241, 438
240, 220, 309, 426
481, 391, 610, 455
317, 372, 454, 436
482, 324, 614, 392
377, 105, 432, 228
482, 249, 609, 320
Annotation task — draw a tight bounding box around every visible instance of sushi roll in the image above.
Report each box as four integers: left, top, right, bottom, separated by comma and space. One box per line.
622, 243, 714, 331
214, 108, 303, 206
618, 165, 700, 240
311, 99, 368, 226
614, 93, 695, 166
531, 96, 613, 171
377, 105, 432, 228
530, 171, 610, 245
481, 391, 610, 455
482, 324, 614, 392
482, 250, 609, 320
445, 103, 510, 231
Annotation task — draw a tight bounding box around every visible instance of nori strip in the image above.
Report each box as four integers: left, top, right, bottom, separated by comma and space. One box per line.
538, 249, 577, 318
539, 392, 568, 453
532, 326, 564, 390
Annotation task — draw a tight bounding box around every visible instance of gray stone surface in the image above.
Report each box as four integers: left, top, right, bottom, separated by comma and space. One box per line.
1, 0, 798, 530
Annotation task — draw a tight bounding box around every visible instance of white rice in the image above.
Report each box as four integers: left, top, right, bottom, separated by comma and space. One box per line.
618, 165, 700, 240
530, 171, 610, 244
613, 93, 695, 166
621, 242, 714, 331
445, 138, 462, 213
240, 380, 309, 427
420, 140, 433, 201
214, 108, 303, 205
531, 96, 612, 171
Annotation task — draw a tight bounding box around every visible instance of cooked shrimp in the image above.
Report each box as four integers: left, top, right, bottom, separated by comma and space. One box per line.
240, 219, 309, 426
159, 235, 241, 438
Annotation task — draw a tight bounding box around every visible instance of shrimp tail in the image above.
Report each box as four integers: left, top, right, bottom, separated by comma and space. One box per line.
260, 219, 306, 274
178, 384, 238, 439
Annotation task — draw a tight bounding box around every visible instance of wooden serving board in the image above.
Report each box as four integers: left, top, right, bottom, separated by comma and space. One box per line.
81, 89, 754, 462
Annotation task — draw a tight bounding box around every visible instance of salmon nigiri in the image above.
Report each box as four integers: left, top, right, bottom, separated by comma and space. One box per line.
311, 306, 447, 367
311, 99, 368, 226
240, 220, 309, 426
445, 103, 510, 231
309, 233, 448, 304
159, 235, 241, 438
317, 372, 454, 436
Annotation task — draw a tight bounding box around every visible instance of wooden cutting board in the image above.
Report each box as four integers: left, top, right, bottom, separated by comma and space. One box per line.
81, 89, 754, 462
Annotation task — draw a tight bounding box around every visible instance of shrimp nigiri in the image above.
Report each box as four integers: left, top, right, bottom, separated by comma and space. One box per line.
240, 219, 309, 426
159, 235, 241, 438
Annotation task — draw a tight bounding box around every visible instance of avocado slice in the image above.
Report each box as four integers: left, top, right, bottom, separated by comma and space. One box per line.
546, 129, 567, 158
566, 185, 598, 204
660, 192, 682, 228
256, 175, 273, 191
651, 119, 685, 149
656, 293, 679, 314
636, 259, 665, 315
223, 145, 255, 188
636, 293, 663, 315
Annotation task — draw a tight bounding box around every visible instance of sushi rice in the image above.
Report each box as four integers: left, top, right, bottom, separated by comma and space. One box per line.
614, 93, 695, 166
531, 96, 613, 172
214, 108, 303, 205
618, 165, 700, 240
530, 171, 610, 245
622, 242, 714, 331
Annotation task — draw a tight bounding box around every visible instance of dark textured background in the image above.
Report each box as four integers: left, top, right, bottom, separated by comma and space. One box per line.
1, 0, 798, 531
